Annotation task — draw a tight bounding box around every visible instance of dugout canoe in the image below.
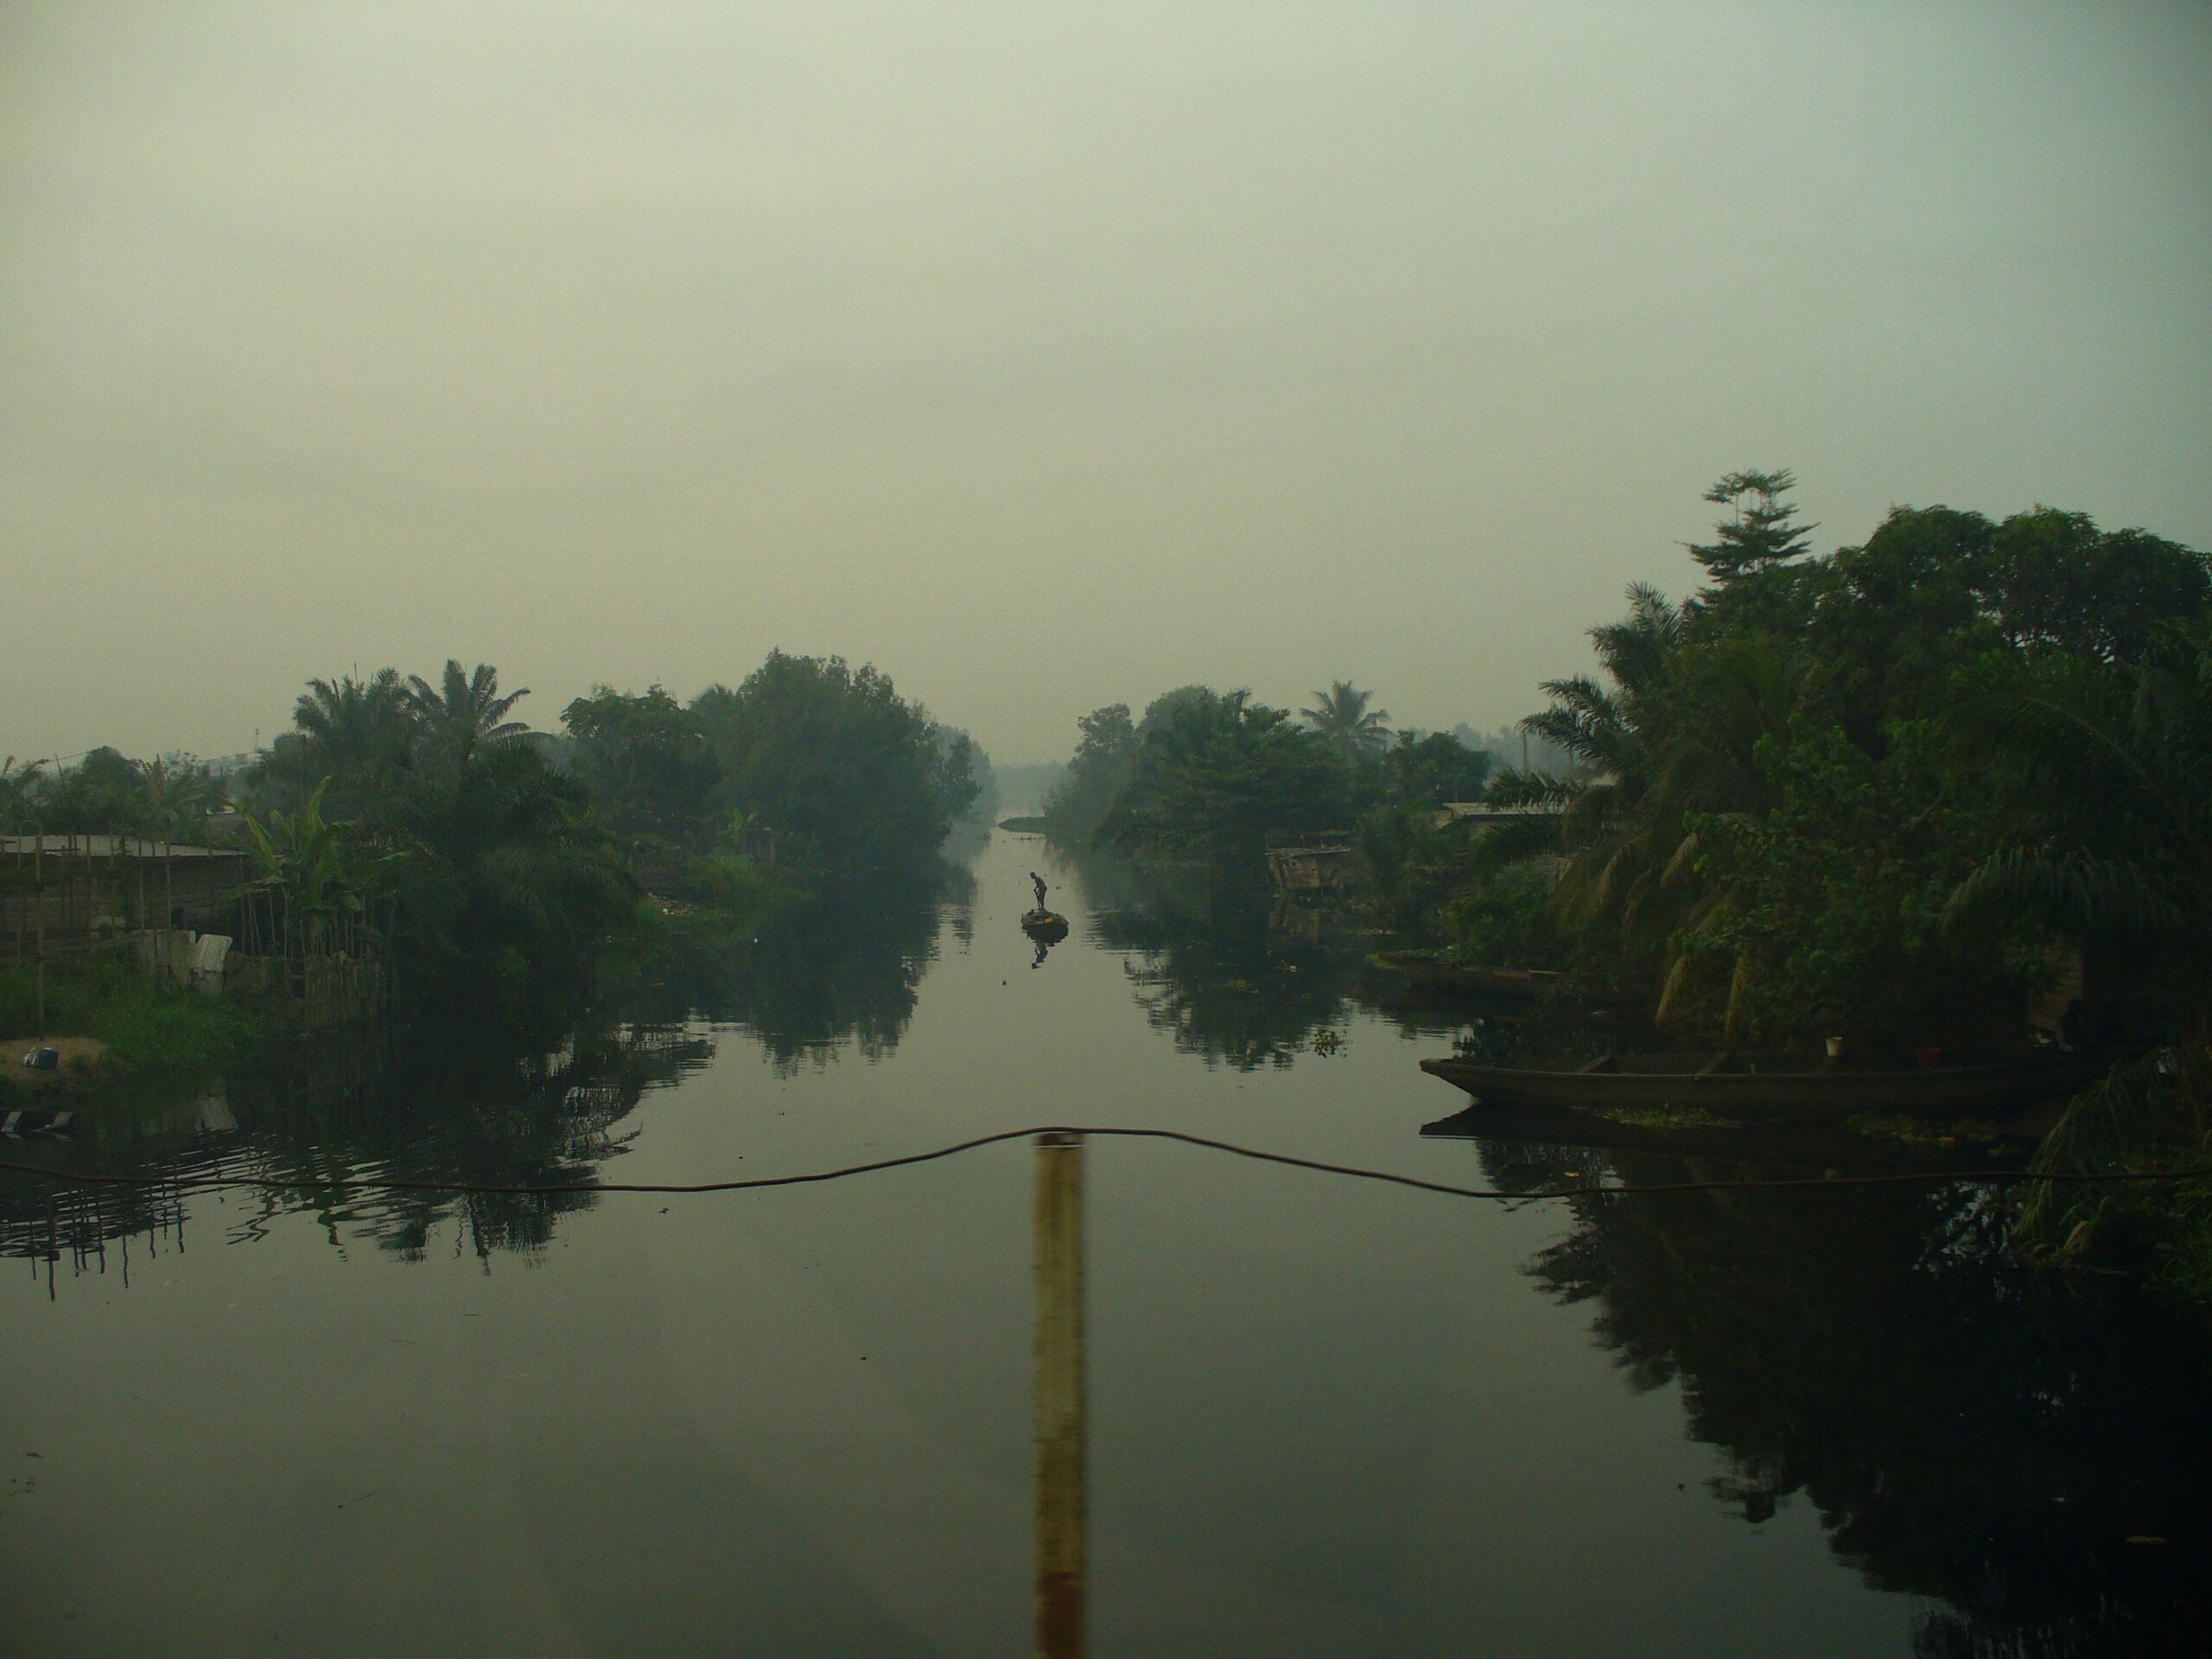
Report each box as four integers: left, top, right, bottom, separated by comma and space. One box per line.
1419, 1048, 2110, 1121
1371, 954, 1565, 999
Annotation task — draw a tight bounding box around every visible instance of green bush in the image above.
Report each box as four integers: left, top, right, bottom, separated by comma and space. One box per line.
0, 959, 257, 1073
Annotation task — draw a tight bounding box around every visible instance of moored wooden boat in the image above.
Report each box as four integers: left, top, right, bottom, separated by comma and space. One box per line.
1419, 1048, 2110, 1121
1372, 953, 1564, 999
1416, 1102, 2031, 1169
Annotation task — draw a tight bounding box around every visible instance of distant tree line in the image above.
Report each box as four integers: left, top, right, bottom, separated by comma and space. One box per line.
1039, 682, 1493, 875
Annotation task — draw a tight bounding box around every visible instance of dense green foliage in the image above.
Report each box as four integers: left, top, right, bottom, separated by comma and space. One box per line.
0, 957, 257, 1076
693, 652, 979, 870
561, 683, 717, 845
1100, 689, 1357, 869
9, 650, 974, 1021
219, 665, 643, 1007
1039, 703, 1138, 842
1459, 474, 2212, 1285
0, 747, 226, 839
1044, 681, 1491, 888
1471, 483, 2208, 1031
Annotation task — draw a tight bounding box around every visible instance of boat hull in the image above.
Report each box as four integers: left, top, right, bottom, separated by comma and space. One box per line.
1373, 955, 1564, 999
1419, 1052, 2109, 1121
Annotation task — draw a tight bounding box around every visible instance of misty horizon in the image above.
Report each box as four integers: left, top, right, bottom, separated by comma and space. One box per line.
5, 3, 2208, 766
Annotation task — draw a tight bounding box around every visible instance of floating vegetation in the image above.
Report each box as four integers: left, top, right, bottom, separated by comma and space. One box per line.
1594, 1104, 1731, 1130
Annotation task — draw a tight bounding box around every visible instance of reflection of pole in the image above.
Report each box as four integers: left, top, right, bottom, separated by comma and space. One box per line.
1033, 1131, 1086, 1659
34, 830, 46, 1041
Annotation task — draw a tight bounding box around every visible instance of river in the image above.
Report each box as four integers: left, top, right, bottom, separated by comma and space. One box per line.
3, 830, 2205, 1656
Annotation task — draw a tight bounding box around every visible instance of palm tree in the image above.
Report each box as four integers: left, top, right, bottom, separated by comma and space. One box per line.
405, 660, 531, 761
1491, 584, 1683, 934
289, 669, 416, 818
136, 755, 226, 937
397, 738, 636, 987
1300, 681, 1392, 761
1488, 586, 1801, 1018
136, 757, 224, 840
1942, 630, 2212, 1254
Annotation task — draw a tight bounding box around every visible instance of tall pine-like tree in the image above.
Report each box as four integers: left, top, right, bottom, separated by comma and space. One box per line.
1685, 469, 1815, 584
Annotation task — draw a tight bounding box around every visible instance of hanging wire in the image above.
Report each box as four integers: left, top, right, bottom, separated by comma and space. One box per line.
1, 1126, 2195, 1205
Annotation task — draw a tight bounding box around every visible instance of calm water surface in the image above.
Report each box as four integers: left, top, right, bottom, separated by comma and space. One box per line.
4, 833, 2206, 1656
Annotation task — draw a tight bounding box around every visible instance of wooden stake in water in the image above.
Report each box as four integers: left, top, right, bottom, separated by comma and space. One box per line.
34, 831, 45, 1042
1033, 1131, 1086, 1659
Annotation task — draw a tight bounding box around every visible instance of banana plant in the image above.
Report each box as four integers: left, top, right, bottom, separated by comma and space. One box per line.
242, 779, 402, 957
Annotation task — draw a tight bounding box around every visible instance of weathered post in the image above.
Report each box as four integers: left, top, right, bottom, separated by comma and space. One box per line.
33, 830, 45, 1040
1033, 1130, 1086, 1659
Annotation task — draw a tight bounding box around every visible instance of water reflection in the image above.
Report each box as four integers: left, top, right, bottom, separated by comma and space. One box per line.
0, 1019, 711, 1273
1033, 1132, 1086, 1658
639, 862, 971, 1071
1457, 1135, 2212, 1656
0, 862, 986, 1282
8, 833, 2210, 1656
3, 863, 982, 1273
1055, 850, 1362, 1069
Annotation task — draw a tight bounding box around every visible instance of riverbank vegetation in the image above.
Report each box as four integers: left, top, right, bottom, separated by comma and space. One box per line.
1476, 475, 2210, 1287
1033, 472, 2212, 1289
3, 652, 982, 1024
1039, 684, 1492, 886
0, 957, 259, 1090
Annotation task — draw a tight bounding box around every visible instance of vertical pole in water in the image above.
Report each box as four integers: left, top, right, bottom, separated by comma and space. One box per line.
33, 831, 45, 1041
1033, 1130, 1086, 1659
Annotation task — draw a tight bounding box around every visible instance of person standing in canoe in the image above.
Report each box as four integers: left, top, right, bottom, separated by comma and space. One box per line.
1029, 871, 1049, 915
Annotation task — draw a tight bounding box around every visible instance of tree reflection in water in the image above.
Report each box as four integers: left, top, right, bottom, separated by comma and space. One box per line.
0, 1018, 712, 1274
635, 861, 971, 1073
1058, 850, 1361, 1070
1465, 1135, 2210, 1657
2, 861, 978, 1274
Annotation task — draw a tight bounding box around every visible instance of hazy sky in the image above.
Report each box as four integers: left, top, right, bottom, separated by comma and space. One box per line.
4, 2, 2208, 766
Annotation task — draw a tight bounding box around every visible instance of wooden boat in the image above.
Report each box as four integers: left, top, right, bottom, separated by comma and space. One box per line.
1372, 953, 1564, 1000
1420, 1048, 2110, 1122
1417, 1103, 2029, 1169
1020, 908, 1070, 941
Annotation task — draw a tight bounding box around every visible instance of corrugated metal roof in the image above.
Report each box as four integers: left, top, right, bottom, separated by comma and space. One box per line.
0, 835, 246, 861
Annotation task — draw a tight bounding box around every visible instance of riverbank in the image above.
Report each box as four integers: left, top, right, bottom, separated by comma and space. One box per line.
0, 960, 259, 1094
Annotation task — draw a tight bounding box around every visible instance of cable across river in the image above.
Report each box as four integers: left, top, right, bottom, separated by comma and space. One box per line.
0, 1125, 2190, 1204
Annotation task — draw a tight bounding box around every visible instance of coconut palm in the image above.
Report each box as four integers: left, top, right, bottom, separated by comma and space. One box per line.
405, 660, 531, 761
1300, 681, 1392, 761
1489, 584, 1681, 931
